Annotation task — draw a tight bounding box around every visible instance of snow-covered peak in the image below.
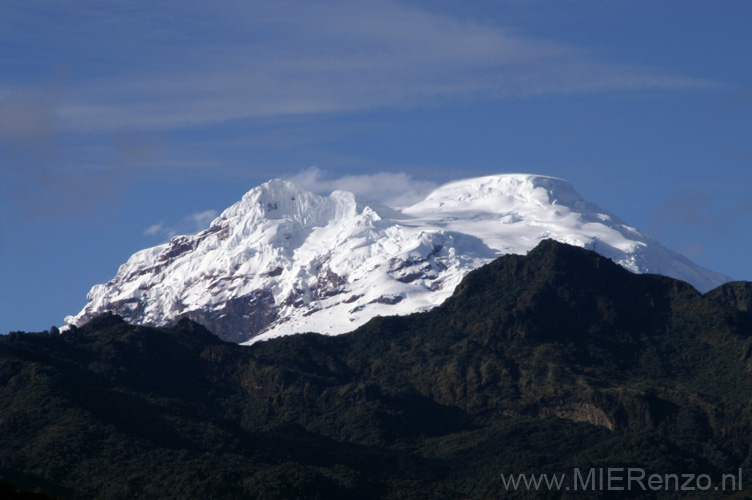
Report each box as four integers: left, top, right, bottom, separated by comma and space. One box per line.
217, 179, 362, 228
66, 173, 732, 344
405, 174, 585, 215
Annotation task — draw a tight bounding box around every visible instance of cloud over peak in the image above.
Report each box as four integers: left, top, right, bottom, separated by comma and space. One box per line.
287, 167, 438, 208
144, 209, 219, 241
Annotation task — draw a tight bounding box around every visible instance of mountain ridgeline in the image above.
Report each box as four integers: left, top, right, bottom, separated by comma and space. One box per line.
66, 175, 731, 343
2, 240, 752, 499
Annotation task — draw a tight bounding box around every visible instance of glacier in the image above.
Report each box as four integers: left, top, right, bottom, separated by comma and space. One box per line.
65, 174, 731, 343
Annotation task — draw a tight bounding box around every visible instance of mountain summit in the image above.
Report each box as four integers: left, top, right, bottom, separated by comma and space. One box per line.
66, 174, 730, 342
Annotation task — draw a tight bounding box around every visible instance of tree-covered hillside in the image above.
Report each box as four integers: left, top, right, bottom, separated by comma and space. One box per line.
2, 240, 752, 499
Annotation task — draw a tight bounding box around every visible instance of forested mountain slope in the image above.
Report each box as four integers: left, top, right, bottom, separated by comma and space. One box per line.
2, 240, 751, 499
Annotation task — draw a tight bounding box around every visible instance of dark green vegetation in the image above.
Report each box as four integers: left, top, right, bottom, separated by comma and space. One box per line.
0, 480, 59, 499
3, 240, 752, 499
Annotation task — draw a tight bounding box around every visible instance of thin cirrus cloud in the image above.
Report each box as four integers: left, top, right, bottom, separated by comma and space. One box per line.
287, 166, 439, 208
144, 210, 220, 241
142, 167, 439, 242
0, 86, 118, 218
143, 168, 436, 241
1, 0, 720, 133
0, 0, 725, 221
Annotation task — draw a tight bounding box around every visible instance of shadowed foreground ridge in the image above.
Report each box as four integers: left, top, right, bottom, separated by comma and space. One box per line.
67, 175, 731, 343
2, 240, 752, 499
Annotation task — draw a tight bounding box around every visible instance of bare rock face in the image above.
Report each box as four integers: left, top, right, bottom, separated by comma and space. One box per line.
66, 175, 731, 343
176, 291, 278, 344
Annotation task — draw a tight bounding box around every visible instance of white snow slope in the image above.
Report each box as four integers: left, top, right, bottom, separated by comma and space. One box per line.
66, 174, 731, 343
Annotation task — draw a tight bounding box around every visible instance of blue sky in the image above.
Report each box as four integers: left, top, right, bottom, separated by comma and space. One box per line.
1, 0, 751, 333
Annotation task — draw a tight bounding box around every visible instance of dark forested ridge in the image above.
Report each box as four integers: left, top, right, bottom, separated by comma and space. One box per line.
2, 240, 752, 499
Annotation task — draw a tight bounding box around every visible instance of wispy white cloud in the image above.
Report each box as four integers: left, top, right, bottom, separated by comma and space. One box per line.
144, 209, 219, 240
0, 0, 727, 221
143, 223, 164, 237
2, 0, 721, 133
143, 169, 436, 239
288, 166, 437, 207
0, 91, 58, 154
0, 84, 122, 218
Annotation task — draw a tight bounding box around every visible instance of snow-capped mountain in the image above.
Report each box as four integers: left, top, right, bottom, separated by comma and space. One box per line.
65, 174, 731, 343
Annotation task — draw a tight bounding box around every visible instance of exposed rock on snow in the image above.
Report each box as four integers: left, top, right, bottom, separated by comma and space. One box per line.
66, 174, 731, 343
